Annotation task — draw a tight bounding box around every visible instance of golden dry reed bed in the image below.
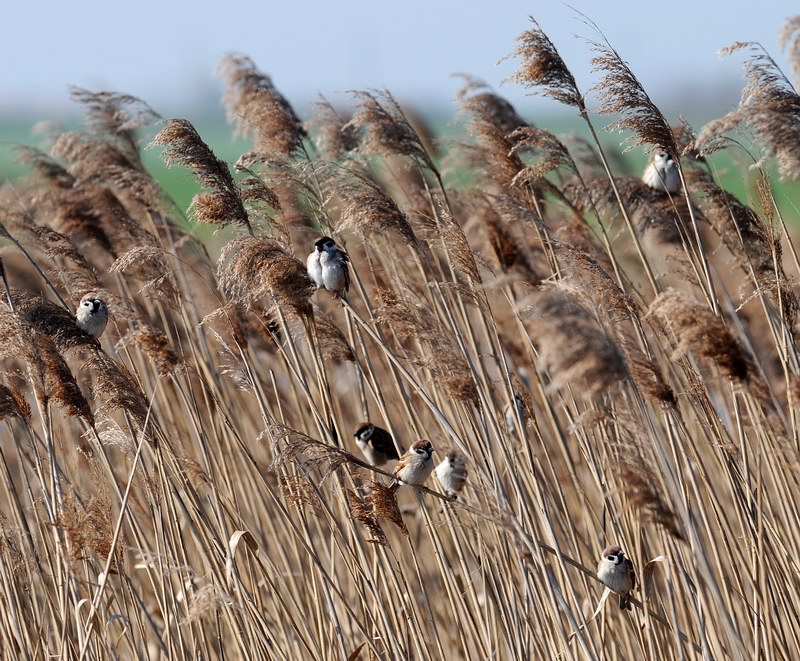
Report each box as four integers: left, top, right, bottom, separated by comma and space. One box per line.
2, 12, 800, 661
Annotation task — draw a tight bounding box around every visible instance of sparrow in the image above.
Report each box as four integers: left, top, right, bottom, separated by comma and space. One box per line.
435, 452, 468, 498
597, 545, 637, 610
391, 440, 434, 492
353, 422, 402, 466
306, 236, 350, 298
642, 150, 680, 194
75, 292, 108, 338
504, 394, 527, 434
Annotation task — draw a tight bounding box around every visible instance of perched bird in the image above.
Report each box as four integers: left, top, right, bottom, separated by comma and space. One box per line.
391, 440, 434, 492
307, 236, 350, 298
642, 150, 680, 194
504, 394, 527, 434
75, 292, 108, 338
435, 452, 468, 498
597, 545, 637, 610
353, 422, 402, 467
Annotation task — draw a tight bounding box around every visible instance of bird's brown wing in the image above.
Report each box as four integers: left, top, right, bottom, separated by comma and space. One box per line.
626, 558, 637, 590
370, 426, 401, 461
340, 250, 351, 292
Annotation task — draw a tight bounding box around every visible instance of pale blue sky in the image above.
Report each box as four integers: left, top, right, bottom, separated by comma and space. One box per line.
2, 1, 797, 118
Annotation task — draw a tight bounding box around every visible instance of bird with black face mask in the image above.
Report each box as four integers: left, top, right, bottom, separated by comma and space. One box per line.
353, 422, 402, 467
75, 292, 109, 338
390, 440, 434, 492
597, 545, 637, 610
307, 236, 350, 298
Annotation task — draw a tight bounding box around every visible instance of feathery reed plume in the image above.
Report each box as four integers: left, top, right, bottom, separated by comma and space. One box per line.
615, 457, 684, 540
344, 90, 436, 172
507, 127, 578, 188
565, 177, 692, 244
307, 96, 359, 160
183, 584, 236, 624
151, 118, 252, 233
217, 53, 306, 158
505, 18, 582, 108
779, 16, 800, 86
314, 314, 355, 363
589, 31, 677, 155
686, 170, 797, 332
15, 146, 75, 189
85, 351, 155, 443
551, 241, 632, 319
457, 83, 527, 193
217, 237, 315, 318
0, 383, 31, 423
345, 486, 388, 546
55, 490, 122, 566
21, 225, 98, 281
70, 87, 160, 163
647, 290, 755, 384
51, 131, 162, 209
335, 168, 418, 247
696, 42, 800, 178
118, 327, 182, 377
367, 482, 408, 536
626, 352, 677, 408
453, 74, 529, 135
268, 424, 351, 479
37, 333, 94, 424
436, 198, 481, 285
109, 245, 178, 304
525, 286, 629, 397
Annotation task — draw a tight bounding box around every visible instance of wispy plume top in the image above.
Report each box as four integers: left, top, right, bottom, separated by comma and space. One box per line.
344, 90, 436, 173
505, 18, 582, 108
695, 42, 800, 179
217, 53, 306, 158
151, 119, 251, 233
587, 22, 676, 155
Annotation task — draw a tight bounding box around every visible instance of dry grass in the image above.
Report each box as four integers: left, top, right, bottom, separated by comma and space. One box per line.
1, 12, 800, 661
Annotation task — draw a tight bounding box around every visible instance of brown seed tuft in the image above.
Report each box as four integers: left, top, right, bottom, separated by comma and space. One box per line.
217, 53, 306, 158
589, 32, 677, 155
367, 481, 408, 537
151, 118, 251, 232
525, 286, 629, 397
505, 18, 582, 108
217, 237, 315, 318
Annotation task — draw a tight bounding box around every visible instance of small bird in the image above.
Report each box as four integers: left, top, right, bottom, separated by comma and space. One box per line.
391, 440, 434, 492
504, 394, 527, 434
306, 236, 350, 298
353, 422, 402, 467
642, 150, 680, 194
597, 545, 637, 610
435, 452, 468, 498
75, 292, 108, 338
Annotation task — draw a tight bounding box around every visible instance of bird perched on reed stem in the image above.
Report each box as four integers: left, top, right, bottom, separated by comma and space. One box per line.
75, 293, 108, 338
353, 422, 402, 466
435, 452, 468, 498
642, 150, 680, 193
307, 236, 350, 298
391, 440, 434, 492
597, 545, 637, 610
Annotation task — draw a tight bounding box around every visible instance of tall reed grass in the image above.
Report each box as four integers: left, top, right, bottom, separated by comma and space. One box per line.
1, 12, 800, 660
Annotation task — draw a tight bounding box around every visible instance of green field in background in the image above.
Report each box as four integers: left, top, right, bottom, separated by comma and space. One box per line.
1, 112, 798, 228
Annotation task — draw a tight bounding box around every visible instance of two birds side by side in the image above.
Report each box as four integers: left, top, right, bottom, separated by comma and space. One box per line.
354, 422, 467, 498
